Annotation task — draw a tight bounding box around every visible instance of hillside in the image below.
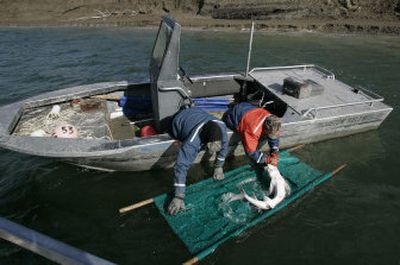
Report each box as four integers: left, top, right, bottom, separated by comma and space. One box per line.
0, 0, 399, 34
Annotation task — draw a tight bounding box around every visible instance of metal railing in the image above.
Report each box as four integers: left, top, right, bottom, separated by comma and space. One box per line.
301, 83, 385, 119
249, 64, 336, 80
301, 97, 384, 119
158, 86, 192, 98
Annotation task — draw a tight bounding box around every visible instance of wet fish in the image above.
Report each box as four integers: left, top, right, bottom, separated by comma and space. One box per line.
243, 165, 291, 210
221, 177, 257, 203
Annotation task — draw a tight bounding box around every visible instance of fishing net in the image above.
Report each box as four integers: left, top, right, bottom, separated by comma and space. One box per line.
13, 100, 113, 140
154, 151, 333, 255
12, 96, 231, 140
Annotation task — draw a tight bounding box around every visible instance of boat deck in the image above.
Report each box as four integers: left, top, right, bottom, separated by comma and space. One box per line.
250, 65, 389, 120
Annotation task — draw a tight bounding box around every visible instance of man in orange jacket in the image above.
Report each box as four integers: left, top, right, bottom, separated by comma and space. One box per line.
223, 102, 281, 166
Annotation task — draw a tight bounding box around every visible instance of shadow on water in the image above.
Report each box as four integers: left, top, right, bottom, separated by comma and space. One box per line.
0, 148, 195, 264
0, 151, 51, 215
0, 151, 57, 264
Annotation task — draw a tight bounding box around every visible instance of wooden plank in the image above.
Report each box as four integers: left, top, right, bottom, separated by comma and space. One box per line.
119, 198, 155, 214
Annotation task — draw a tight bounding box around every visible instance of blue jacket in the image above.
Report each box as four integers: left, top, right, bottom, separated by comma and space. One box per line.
171, 107, 228, 195
223, 102, 255, 131
223, 102, 279, 165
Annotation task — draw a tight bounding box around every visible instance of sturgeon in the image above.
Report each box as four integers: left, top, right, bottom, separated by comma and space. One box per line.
243, 165, 291, 210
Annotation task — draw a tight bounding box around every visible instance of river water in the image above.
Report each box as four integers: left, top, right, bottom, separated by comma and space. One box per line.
0, 27, 399, 265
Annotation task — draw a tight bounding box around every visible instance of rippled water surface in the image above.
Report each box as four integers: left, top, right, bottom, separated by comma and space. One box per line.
0, 27, 399, 264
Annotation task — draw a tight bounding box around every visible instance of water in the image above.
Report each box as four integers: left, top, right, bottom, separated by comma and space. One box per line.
0, 27, 399, 264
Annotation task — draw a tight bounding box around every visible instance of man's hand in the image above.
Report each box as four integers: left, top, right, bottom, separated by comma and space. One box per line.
266, 152, 279, 167
213, 166, 224, 180
168, 194, 185, 215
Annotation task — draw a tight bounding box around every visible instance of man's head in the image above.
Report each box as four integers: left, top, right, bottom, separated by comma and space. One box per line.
264, 115, 281, 139
200, 121, 223, 153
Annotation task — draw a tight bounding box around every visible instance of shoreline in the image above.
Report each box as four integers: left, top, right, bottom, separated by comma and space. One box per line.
1, 15, 400, 36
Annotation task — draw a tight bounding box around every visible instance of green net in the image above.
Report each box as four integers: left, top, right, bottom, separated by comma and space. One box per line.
154, 151, 333, 256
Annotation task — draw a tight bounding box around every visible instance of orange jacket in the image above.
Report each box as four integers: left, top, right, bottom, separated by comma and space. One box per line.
237, 108, 271, 154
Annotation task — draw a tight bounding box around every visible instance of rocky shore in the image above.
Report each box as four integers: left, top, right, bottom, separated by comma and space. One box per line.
0, 0, 399, 34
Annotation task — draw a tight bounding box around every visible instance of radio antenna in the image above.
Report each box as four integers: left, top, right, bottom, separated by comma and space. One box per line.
245, 21, 255, 78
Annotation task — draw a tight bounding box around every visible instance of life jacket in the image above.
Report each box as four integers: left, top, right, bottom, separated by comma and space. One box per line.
237, 107, 271, 153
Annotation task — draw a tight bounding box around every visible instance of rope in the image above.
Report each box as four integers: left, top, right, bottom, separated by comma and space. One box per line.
15, 103, 112, 140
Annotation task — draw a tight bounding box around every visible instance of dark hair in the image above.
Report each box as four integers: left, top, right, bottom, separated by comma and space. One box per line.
199, 121, 222, 143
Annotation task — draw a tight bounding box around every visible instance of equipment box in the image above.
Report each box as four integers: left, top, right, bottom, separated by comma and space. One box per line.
283, 77, 324, 99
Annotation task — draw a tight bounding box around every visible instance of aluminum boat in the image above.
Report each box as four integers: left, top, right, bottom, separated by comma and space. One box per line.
0, 16, 392, 171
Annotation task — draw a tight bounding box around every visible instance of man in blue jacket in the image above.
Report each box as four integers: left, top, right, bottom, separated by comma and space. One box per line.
166, 107, 228, 215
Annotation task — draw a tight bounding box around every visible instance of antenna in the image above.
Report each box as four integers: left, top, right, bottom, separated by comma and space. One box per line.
245, 21, 255, 78
240, 21, 255, 100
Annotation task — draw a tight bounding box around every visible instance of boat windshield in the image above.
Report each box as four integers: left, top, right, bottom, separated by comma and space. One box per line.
149, 17, 179, 84
152, 21, 173, 70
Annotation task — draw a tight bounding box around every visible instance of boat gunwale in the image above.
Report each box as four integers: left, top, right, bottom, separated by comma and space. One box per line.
0, 106, 392, 159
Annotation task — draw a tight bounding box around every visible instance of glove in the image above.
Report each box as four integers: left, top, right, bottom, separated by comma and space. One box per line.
266, 152, 279, 167
46, 105, 61, 119
168, 194, 185, 215
213, 166, 224, 180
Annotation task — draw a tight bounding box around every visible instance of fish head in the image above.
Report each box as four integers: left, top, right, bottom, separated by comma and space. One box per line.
265, 164, 279, 178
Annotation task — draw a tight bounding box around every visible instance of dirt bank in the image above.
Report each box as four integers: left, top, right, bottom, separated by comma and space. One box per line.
0, 0, 399, 34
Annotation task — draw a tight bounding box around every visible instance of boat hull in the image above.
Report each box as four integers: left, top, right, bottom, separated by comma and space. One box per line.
0, 75, 392, 172
55, 107, 391, 171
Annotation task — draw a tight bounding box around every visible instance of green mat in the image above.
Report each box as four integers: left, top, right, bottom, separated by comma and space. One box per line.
154, 151, 334, 260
